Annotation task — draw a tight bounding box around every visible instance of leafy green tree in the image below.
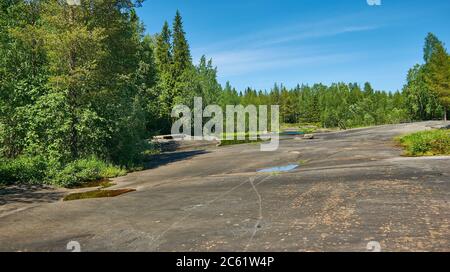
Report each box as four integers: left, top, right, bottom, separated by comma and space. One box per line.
17, 0, 148, 164
424, 37, 450, 120
197, 56, 222, 105
403, 64, 443, 120
0, 0, 47, 159
39, 1, 107, 160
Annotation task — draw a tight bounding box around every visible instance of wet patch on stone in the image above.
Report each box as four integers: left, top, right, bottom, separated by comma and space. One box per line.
280, 131, 305, 136
63, 189, 136, 201
257, 164, 299, 173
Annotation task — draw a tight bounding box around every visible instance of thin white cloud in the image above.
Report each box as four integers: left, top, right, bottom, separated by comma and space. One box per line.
191, 14, 381, 78
192, 12, 382, 54
210, 48, 362, 77
258, 25, 379, 47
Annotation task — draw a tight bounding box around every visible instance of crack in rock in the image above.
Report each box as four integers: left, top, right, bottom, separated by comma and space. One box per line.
244, 176, 267, 251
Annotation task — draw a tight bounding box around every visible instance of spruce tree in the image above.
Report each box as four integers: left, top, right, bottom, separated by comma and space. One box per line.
424, 33, 441, 63
155, 21, 176, 129
172, 10, 192, 78
155, 21, 172, 74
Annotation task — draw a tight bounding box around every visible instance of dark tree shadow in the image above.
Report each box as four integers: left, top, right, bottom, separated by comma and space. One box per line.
144, 150, 209, 170
157, 141, 181, 152
0, 184, 64, 206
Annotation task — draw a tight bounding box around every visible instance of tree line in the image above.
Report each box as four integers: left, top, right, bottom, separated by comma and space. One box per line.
220, 32, 449, 127
0, 1, 449, 185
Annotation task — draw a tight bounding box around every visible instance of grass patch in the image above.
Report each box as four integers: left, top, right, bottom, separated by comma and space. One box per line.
298, 127, 316, 134
281, 122, 321, 130
219, 131, 271, 146
281, 123, 319, 134
63, 188, 136, 201
397, 129, 450, 156
220, 131, 268, 139
298, 159, 310, 165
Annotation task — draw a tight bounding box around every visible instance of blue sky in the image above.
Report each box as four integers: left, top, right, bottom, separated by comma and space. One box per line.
136, 0, 450, 92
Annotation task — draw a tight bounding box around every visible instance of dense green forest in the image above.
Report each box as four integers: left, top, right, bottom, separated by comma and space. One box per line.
1, 1, 449, 186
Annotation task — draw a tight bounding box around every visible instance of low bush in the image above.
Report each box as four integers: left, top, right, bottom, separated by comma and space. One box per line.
0, 156, 47, 185
48, 157, 126, 187
0, 156, 126, 187
397, 129, 450, 156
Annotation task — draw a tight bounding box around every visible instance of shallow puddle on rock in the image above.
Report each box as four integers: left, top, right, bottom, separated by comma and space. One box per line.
257, 164, 299, 173
63, 189, 136, 201
280, 131, 305, 136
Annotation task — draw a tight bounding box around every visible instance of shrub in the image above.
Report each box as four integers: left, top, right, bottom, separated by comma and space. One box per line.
398, 129, 450, 156
48, 157, 126, 187
0, 155, 126, 187
0, 156, 47, 185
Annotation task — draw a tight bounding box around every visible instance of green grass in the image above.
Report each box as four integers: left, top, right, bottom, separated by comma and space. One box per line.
281, 122, 321, 129
298, 127, 316, 134
218, 131, 266, 146
219, 138, 263, 146
220, 131, 267, 139
281, 122, 321, 134
298, 159, 310, 165
397, 129, 450, 156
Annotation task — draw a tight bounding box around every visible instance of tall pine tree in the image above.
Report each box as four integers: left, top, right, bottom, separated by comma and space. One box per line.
172, 10, 192, 78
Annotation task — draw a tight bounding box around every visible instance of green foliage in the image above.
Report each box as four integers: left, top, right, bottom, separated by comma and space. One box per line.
423, 35, 450, 119
219, 132, 265, 146
397, 129, 450, 156
0, 155, 125, 187
298, 127, 316, 134
1, 3, 449, 190
48, 157, 126, 188
228, 82, 409, 129
0, 156, 47, 185
172, 10, 192, 75
405, 33, 450, 121
403, 64, 443, 120
197, 56, 221, 105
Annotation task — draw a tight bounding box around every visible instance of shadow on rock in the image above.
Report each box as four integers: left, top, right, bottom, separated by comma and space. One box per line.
144, 150, 209, 170
0, 185, 64, 206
